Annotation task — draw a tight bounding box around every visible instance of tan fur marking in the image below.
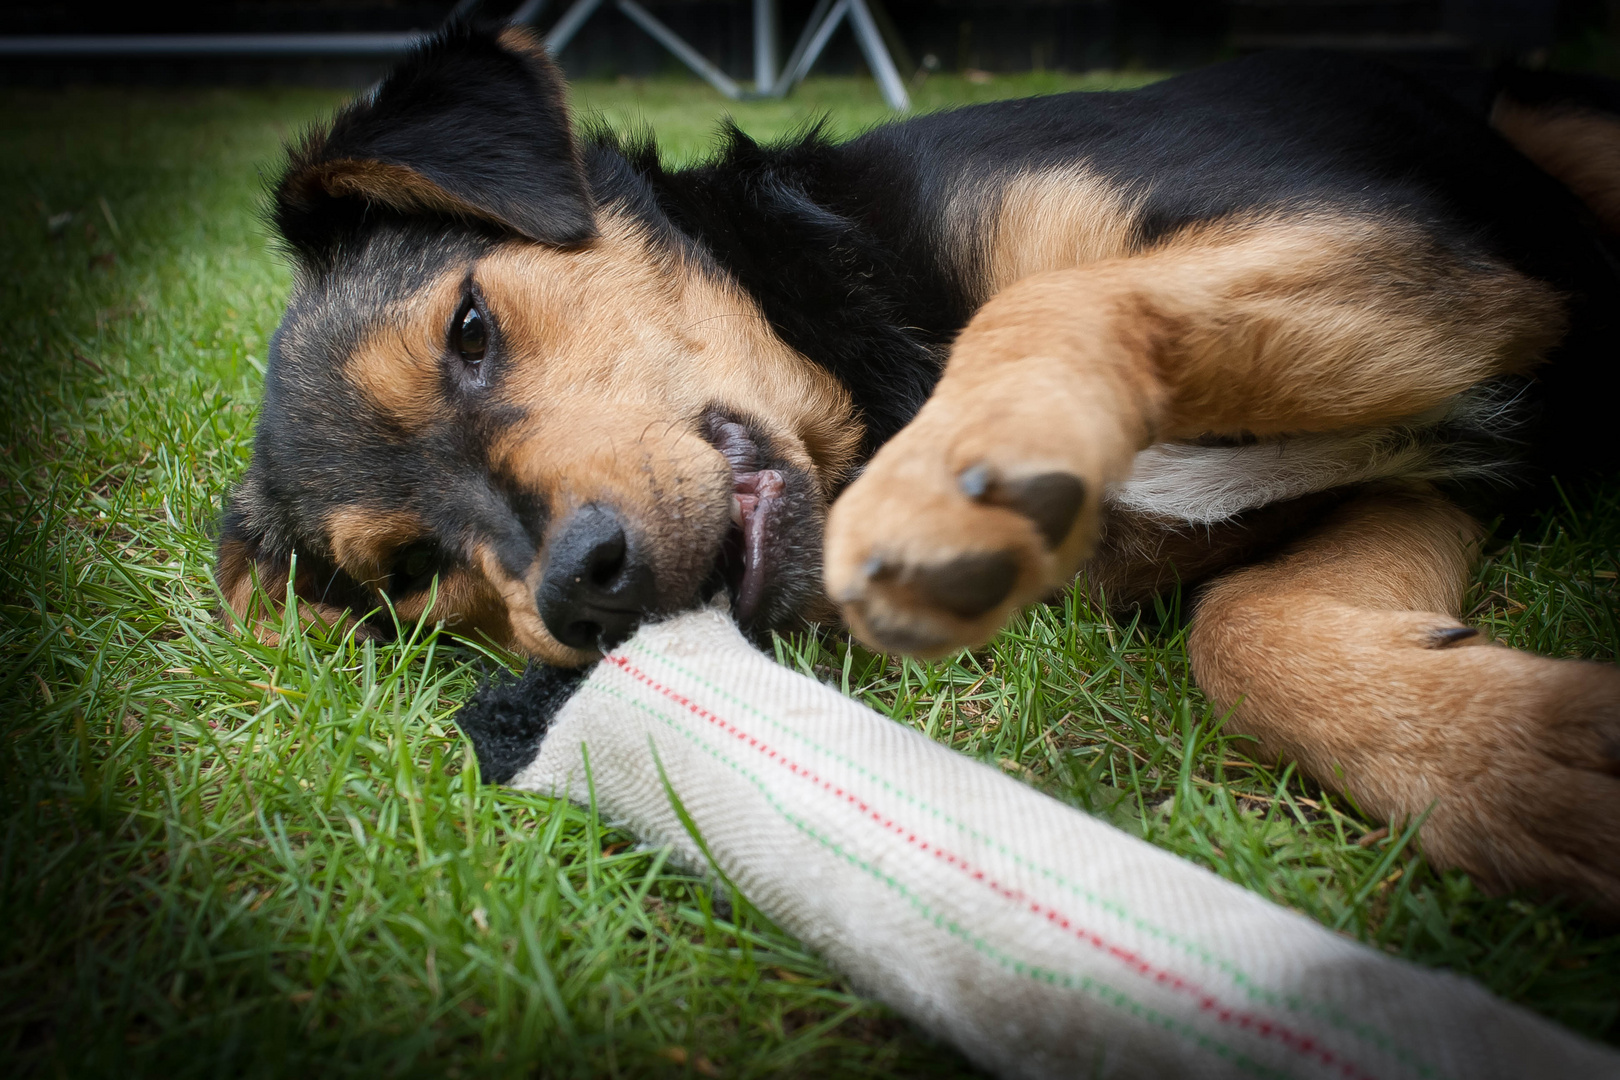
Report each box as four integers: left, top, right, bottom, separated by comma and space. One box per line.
1116, 213, 1562, 435
312, 159, 490, 223
965, 210, 1563, 441
215, 539, 375, 646
968, 167, 1142, 300
497, 24, 540, 54
481, 212, 858, 492
216, 536, 270, 630
388, 570, 513, 640
1189, 486, 1620, 915
325, 507, 424, 585
1196, 484, 1483, 616
1493, 98, 1620, 233
323, 507, 515, 639
346, 274, 461, 431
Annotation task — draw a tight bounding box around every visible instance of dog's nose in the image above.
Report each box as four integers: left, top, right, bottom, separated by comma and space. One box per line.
538, 504, 657, 651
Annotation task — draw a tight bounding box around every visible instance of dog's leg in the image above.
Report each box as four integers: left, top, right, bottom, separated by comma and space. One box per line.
824, 214, 1563, 654
1189, 484, 1620, 915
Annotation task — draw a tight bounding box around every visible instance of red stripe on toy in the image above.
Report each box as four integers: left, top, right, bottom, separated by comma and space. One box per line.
605, 652, 1377, 1080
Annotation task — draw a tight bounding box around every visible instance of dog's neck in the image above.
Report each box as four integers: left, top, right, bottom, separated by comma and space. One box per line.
584, 129, 968, 458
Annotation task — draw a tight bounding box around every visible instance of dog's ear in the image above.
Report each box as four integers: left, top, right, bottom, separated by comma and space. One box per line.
215, 468, 382, 642
274, 24, 594, 255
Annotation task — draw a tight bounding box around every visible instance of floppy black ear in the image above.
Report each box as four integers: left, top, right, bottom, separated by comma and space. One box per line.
274, 24, 595, 254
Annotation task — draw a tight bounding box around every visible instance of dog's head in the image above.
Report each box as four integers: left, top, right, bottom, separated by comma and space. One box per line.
218, 26, 859, 664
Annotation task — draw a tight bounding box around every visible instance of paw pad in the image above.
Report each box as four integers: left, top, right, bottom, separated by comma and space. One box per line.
957, 464, 1086, 547
912, 551, 1018, 618
864, 550, 1018, 620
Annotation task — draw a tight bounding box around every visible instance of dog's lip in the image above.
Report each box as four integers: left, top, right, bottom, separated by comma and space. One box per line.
733, 467, 785, 622
709, 416, 762, 474
703, 416, 785, 625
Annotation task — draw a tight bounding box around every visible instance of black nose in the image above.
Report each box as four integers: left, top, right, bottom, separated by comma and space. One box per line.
537, 504, 657, 651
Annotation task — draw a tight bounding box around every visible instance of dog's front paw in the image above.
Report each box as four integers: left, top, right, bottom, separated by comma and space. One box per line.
824, 358, 1145, 656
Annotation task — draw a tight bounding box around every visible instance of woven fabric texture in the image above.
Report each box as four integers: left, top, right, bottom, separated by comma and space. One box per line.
509, 608, 1619, 1080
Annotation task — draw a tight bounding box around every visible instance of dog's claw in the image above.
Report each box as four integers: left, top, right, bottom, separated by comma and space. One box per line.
957, 463, 1087, 548
957, 462, 995, 499
1428, 625, 1481, 648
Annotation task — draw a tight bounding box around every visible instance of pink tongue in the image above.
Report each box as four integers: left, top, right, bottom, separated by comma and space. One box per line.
734, 469, 784, 622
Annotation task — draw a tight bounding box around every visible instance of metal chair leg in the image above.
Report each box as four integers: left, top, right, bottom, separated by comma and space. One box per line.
847, 0, 909, 110
754, 0, 777, 92
542, 0, 604, 53
617, 0, 742, 99
525, 0, 907, 111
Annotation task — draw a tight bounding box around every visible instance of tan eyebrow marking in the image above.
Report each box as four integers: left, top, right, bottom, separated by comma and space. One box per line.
346, 273, 462, 432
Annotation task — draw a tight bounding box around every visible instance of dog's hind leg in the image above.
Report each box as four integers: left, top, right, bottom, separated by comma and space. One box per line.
824, 212, 1565, 655
1189, 483, 1620, 917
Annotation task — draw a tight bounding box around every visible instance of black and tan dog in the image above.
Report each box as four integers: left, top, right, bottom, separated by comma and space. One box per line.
218, 25, 1620, 913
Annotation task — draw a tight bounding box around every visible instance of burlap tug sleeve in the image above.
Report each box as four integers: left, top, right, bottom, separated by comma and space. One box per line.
502, 608, 1619, 1080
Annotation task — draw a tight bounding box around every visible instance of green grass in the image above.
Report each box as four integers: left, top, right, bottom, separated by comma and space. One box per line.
3, 72, 1618, 1078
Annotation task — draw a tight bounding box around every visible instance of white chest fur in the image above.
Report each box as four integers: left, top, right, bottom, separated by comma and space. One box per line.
1109, 381, 1526, 524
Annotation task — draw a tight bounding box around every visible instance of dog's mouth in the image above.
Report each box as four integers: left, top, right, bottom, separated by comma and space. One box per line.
700, 409, 823, 635
709, 418, 785, 625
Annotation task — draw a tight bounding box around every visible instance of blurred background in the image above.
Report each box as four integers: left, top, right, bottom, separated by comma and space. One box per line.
6, 2, 1620, 1077
3, 0, 1617, 91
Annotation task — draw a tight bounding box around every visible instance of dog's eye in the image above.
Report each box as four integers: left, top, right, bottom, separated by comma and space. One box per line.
451, 298, 487, 365
390, 540, 441, 594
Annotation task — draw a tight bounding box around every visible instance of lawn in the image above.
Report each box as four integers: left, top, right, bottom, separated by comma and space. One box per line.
2, 69, 1618, 1078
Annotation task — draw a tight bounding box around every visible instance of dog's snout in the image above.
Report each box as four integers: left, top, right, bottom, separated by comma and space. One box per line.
538, 504, 657, 651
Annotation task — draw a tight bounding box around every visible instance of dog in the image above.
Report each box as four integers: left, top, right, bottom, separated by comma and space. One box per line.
217, 24, 1620, 916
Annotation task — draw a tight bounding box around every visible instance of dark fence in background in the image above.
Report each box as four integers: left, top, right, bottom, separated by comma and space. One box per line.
0, 0, 1607, 86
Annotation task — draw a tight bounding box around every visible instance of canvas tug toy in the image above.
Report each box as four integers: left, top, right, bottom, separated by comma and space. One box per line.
456, 607, 1620, 1079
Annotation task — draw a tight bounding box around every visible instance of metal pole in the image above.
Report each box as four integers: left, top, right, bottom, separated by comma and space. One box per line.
768, 0, 834, 96
508, 0, 550, 26
753, 0, 776, 93
846, 0, 908, 110
0, 33, 427, 57
615, 0, 742, 100
775, 0, 848, 95
0, 0, 898, 107
543, 0, 604, 53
